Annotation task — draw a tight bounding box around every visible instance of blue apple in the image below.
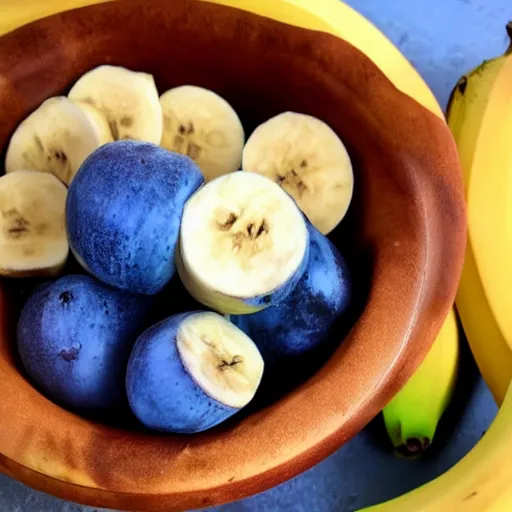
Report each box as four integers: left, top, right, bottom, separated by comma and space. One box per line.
232, 224, 353, 369
17, 274, 150, 411
126, 311, 264, 433
66, 141, 204, 295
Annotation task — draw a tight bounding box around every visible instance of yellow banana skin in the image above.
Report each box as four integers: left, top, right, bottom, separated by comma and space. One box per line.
448, 30, 512, 406
359, 380, 512, 512
463, 42, 512, 356
383, 309, 459, 456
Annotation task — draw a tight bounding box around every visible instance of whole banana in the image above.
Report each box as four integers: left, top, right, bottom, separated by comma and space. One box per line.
449, 23, 512, 405
382, 309, 459, 456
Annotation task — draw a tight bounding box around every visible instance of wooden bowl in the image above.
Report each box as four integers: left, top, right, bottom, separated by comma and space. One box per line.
0, 0, 466, 510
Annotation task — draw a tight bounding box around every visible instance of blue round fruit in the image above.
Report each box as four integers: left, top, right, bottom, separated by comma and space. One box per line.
126, 311, 264, 433
17, 274, 150, 411
66, 141, 204, 294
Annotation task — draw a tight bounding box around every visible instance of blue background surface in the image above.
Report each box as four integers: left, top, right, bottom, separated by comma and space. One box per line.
1, 0, 511, 510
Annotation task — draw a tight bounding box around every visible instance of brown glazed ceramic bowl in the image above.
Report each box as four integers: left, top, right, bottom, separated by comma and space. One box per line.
0, 0, 466, 510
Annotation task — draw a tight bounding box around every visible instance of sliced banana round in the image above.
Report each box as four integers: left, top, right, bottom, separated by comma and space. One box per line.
72, 100, 114, 146
177, 312, 264, 409
242, 111, 354, 235
0, 170, 68, 277
68, 65, 163, 144
4, 96, 102, 185
178, 172, 309, 314
160, 85, 245, 181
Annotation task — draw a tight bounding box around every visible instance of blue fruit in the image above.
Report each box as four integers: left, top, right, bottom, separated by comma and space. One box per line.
233, 224, 352, 366
66, 141, 204, 295
126, 311, 264, 433
17, 274, 150, 411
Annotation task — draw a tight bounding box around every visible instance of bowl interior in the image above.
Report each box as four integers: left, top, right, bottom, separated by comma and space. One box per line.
0, 0, 464, 509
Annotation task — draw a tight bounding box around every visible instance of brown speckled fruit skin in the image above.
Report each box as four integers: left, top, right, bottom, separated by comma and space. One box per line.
0, 0, 466, 510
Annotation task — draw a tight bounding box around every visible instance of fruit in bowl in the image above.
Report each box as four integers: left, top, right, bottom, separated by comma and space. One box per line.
17, 274, 150, 411
126, 311, 264, 433
66, 140, 204, 294
0, 0, 465, 510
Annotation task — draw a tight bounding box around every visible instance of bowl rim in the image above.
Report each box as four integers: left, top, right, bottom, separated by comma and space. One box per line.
0, 0, 466, 509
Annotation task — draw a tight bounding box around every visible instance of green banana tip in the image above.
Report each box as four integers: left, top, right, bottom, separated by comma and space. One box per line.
396, 437, 431, 458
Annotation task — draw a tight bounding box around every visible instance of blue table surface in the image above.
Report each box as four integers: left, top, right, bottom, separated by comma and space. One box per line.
1, 0, 511, 511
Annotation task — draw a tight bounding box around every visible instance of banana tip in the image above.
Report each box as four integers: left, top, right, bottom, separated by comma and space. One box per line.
396, 437, 431, 458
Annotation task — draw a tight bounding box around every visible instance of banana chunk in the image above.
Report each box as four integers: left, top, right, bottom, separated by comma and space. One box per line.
5, 97, 102, 185
68, 65, 163, 144
178, 172, 309, 314
0, 170, 68, 277
160, 85, 244, 181
242, 112, 354, 235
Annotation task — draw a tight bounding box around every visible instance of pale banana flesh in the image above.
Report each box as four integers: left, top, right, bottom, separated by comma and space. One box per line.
242, 111, 353, 235
5, 96, 102, 185
383, 309, 459, 455
177, 312, 264, 408
178, 172, 308, 314
0, 170, 68, 277
68, 65, 163, 145
160, 85, 244, 181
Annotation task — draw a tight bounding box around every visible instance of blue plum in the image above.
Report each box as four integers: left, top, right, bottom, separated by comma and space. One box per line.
66, 141, 204, 295
232, 224, 353, 369
17, 274, 150, 411
126, 311, 264, 433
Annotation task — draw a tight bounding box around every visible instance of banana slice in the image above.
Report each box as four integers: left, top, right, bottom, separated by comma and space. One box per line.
126, 311, 264, 433
72, 100, 114, 146
178, 172, 309, 314
178, 312, 264, 409
160, 85, 244, 181
0, 170, 68, 277
242, 111, 354, 235
68, 65, 163, 144
4, 97, 102, 185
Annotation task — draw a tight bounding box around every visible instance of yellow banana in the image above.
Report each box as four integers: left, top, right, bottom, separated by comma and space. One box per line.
463, 38, 512, 354
359, 379, 512, 511
383, 309, 459, 456
448, 25, 512, 405
0, 0, 442, 119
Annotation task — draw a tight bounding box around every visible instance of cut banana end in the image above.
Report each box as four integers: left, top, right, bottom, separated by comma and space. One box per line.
72, 100, 114, 146
178, 172, 309, 314
0, 170, 68, 277
242, 111, 354, 235
4, 97, 103, 185
177, 312, 264, 408
68, 65, 163, 145
160, 85, 245, 181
